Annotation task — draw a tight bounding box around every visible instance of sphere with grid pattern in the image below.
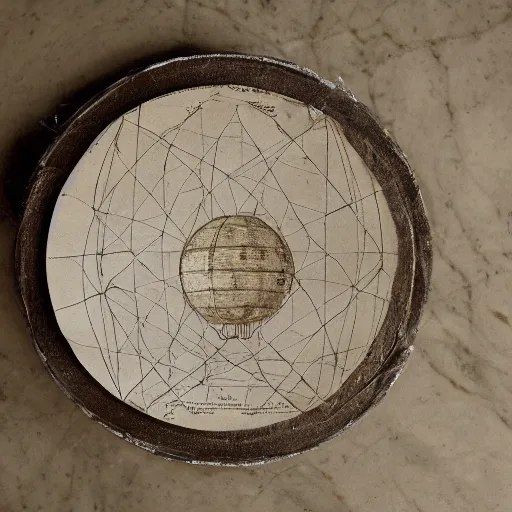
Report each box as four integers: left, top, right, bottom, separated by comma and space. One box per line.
179, 215, 295, 339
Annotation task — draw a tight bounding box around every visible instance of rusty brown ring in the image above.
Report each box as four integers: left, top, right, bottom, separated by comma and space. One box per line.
15, 53, 432, 465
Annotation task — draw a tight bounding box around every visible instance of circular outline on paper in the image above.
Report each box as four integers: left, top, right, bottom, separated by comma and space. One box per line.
16, 53, 432, 466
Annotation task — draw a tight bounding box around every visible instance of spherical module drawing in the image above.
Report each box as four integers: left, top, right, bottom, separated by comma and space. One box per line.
179, 215, 295, 340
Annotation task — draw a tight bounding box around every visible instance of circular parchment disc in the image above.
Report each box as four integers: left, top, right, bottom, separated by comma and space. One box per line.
46, 85, 398, 431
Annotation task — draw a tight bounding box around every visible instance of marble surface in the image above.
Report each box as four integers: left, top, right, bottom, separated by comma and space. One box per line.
0, 0, 511, 510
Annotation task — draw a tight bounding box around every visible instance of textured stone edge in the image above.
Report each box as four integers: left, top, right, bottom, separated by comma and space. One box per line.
15, 53, 433, 466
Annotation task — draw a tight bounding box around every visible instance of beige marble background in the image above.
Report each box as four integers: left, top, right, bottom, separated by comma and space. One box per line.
1, 0, 511, 510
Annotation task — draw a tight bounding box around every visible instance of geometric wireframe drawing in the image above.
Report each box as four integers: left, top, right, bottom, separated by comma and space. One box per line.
45, 84, 398, 431
17, 54, 432, 464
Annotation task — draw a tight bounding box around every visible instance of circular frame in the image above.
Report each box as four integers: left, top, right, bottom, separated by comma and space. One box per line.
16, 53, 432, 465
